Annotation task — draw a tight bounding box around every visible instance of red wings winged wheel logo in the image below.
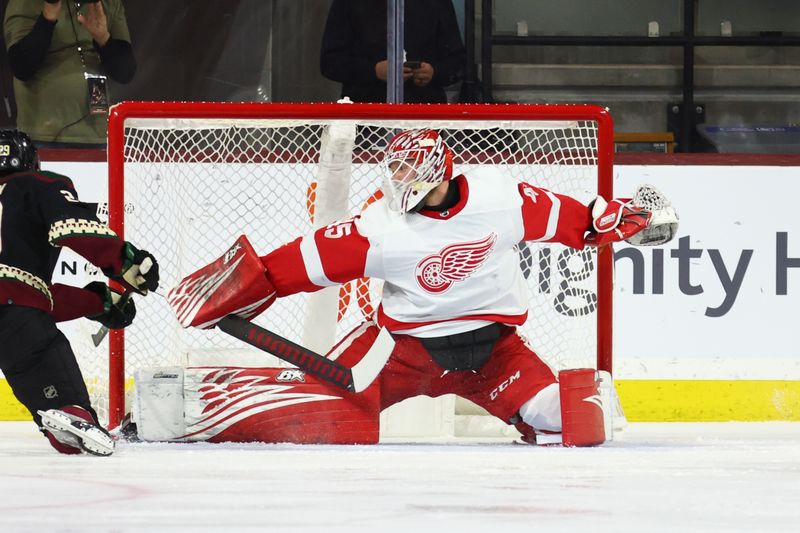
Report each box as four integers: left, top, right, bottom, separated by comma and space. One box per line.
415, 233, 498, 293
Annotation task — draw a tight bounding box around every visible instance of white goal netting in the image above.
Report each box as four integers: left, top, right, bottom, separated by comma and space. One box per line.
74, 103, 612, 434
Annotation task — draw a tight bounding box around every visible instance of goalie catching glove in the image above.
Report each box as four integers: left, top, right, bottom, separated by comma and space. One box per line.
585, 184, 679, 248
167, 235, 276, 329
84, 282, 136, 329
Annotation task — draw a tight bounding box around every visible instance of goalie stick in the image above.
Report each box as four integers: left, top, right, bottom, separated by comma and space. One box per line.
217, 315, 394, 393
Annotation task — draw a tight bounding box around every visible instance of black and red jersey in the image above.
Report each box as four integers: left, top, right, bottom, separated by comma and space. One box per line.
0, 170, 125, 320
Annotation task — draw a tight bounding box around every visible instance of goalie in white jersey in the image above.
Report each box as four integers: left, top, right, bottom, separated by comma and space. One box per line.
174, 128, 678, 446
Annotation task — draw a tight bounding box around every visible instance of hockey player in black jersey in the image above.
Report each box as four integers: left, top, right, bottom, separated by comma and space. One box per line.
0, 129, 160, 456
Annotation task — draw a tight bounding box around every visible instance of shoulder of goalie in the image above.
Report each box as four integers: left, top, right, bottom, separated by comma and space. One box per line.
585, 184, 679, 248
129, 366, 380, 444
167, 235, 277, 329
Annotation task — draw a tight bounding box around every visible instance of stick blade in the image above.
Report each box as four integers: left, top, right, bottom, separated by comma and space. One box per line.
91, 325, 109, 347
350, 327, 394, 393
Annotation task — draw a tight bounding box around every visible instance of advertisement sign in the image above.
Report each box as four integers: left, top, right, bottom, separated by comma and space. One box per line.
615, 166, 800, 379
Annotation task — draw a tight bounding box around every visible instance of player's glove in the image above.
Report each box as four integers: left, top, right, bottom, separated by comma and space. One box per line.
85, 282, 136, 329
584, 197, 651, 248
116, 242, 159, 295
585, 184, 678, 248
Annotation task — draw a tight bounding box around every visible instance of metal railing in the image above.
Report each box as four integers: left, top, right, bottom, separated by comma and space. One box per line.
466, 0, 800, 152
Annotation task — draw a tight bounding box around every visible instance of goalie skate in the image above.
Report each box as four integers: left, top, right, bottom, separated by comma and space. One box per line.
38, 408, 115, 457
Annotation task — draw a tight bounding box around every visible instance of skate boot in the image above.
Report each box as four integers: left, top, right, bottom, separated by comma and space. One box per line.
38, 406, 115, 456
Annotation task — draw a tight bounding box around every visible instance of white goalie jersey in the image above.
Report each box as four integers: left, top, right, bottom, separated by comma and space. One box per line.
261, 168, 593, 337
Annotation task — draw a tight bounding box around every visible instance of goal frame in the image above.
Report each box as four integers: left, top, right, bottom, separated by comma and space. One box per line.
107, 101, 614, 429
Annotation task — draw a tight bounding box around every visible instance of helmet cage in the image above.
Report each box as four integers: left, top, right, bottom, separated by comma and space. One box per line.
380, 130, 450, 214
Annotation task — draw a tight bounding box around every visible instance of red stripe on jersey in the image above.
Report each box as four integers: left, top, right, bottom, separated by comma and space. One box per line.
50, 283, 104, 322
376, 303, 528, 332
260, 237, 321, 296
0, 171, 74, 188
418, 175, 469, 220
0, 280, 52, 312
34, 171, 76, 188
56, 235, 125, 275
518, 183, 591, 249
313, 218, 371, 284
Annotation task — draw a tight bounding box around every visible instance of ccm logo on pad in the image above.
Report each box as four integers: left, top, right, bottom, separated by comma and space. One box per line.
490, 370, 521, 400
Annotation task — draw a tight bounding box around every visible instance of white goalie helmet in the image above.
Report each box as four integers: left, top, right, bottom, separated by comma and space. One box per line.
380, 129, 453, 214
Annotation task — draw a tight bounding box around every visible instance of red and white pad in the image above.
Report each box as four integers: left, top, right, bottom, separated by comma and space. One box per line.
559, 368, 606, 447
132, 366, 380, 444
168, 235, 276, 329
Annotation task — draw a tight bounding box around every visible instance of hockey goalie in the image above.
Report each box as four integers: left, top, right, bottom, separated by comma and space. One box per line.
149, 128, 678, 447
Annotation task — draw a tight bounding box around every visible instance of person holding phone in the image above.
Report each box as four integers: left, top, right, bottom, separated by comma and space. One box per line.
320, 0, 466, 103
4, 0, 136, 146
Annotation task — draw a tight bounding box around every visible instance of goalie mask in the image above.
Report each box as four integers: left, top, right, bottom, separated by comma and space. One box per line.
380, 129, 453, 214
0, 129, 38, 176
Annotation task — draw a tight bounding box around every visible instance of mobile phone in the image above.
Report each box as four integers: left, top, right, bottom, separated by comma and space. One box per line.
404, 61, 422, 69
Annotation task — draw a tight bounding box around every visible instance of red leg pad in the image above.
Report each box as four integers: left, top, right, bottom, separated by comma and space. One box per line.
180, 367, 381, 444
559, 369, 606, 447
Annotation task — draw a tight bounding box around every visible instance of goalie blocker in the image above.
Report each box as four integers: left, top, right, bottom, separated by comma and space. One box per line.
167, 235, 277, 329
167, 235, 394, 392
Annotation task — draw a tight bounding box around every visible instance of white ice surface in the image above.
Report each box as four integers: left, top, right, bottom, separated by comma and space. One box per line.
1, 422, 799, 532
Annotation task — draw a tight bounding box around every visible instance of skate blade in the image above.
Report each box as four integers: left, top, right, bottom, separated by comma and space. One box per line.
38, 410, 115, 457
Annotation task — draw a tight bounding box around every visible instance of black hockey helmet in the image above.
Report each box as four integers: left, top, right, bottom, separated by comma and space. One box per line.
0, 129, 39, 176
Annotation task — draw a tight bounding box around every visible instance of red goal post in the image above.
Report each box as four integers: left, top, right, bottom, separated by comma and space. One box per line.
102, 101, 614, 430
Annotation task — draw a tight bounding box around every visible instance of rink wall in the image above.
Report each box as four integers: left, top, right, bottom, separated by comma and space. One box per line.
1, 154, 798, 422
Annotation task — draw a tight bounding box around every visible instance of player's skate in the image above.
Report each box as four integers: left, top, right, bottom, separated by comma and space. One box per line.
38, 406, 115, 457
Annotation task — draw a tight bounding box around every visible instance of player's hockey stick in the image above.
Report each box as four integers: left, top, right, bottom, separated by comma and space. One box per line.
217, 315, 394, 393
91, 290, 133, 347
92, 257, 156, 346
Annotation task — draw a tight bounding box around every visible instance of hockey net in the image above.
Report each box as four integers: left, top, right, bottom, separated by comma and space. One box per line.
83, 102, 613, 436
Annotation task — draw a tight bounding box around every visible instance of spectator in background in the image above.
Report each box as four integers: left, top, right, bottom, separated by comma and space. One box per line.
4, 0, 135, 147
320, 0, 465, 104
